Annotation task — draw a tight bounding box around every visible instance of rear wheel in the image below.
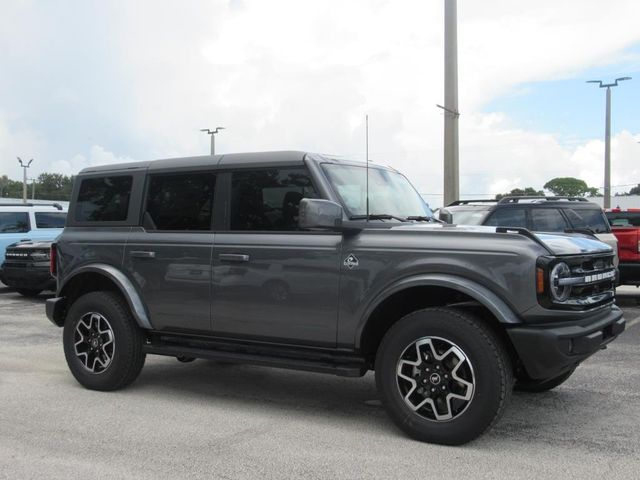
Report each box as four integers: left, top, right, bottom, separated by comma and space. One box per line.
63, 291, 146, 391
515, 367, 576, 393
375, 308, 513, 445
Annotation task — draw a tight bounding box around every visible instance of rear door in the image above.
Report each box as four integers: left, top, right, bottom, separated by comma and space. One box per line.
210, 166, 342, 347
123, 171, 217, 332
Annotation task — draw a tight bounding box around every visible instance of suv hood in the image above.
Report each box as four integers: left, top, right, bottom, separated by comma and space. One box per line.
390, 223, 613, 256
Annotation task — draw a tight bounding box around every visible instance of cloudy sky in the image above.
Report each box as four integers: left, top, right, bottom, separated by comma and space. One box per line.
1, 0, 639, 207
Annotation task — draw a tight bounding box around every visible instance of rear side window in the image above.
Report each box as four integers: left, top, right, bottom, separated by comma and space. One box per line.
145, 173, 216, 230
484, 208, 527, 228
75, 176, 133, 222
0, 212, 30, 233
35, 212, 67, 228
230, 168, 317, 231
566, 208, 611, 233
530, 208, 568, 232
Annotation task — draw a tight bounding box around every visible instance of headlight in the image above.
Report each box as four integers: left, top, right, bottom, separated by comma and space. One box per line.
549, 262, 571, 302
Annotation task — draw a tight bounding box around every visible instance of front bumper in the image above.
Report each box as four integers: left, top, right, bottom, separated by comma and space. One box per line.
618, 262, 640, 285
0, 264, 55, 291
507, 306, 625, 379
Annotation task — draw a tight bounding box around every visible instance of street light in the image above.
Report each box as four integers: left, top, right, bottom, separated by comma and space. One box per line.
587, 76, 631, 208
200, 127, 225, 155
17, 157, 33, 204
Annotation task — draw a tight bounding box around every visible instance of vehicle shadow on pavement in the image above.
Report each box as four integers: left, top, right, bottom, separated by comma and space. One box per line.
129, 350, 639, 451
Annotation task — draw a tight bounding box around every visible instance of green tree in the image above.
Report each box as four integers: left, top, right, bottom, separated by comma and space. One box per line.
35, 173, 73, 200
543, 177, 599, 197
628, 184, 640, 195
495, 187, 544, 200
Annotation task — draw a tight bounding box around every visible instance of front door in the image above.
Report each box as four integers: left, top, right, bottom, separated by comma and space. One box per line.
210, 167, 342, 346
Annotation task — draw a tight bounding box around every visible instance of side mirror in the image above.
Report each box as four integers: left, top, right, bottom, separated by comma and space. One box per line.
439, 210, 453, 224
298, 198, 343, 230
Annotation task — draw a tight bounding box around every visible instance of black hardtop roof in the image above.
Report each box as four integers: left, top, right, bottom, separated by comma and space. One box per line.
76, 150, 393, 175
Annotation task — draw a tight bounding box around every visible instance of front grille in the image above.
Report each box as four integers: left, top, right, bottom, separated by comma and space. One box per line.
559, 254, 616, 308
4, 249, 49, 262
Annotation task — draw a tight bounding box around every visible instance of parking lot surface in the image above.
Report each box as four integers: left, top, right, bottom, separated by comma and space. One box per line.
1, 284, 639, 480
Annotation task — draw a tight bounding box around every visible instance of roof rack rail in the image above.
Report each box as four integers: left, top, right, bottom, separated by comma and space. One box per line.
0, 202, 64, 210
497, 196, 588, 204
447, 199, 498, 206
494, 226, 552, 253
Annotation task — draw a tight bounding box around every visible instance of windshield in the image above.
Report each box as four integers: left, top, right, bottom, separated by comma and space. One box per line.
322, 164, 432, 219
565, 208, 611, 234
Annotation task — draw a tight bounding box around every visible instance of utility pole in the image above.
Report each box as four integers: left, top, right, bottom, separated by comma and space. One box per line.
30, 178, 36, 200
200, 127, 225, 155
17, 157, 33, 204
587, 77, 631, 209
439, 0, 460, 207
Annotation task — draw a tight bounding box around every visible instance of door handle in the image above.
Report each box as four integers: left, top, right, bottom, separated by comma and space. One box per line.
218, 253, 250, 262
129, 250, 156, 259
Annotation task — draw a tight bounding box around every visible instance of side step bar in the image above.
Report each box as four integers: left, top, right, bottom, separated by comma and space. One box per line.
143, 333, 368, 378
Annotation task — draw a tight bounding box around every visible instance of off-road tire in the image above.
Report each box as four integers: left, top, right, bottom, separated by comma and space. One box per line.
16, 288, 42, 297
375, 307, 513, 445
515, 367, 576, 393
63, 291, 146, 391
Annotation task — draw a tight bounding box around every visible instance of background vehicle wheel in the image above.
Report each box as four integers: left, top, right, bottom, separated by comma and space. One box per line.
515, 367, 576, 393
375, 307, 513, 445
16, 288, 42, 297
63, 291, 146, 391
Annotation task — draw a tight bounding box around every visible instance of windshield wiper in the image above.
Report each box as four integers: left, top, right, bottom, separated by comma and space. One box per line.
405, 215, 443, 223
349, 214, 408, 222
565, 227, 596, 236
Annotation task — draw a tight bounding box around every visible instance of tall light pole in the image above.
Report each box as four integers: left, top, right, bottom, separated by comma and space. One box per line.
200, 127, 225, 155
29, 178, 36, 200
17, 157, 33, 204
587, 77, 631, 209
439, 0, 460, 207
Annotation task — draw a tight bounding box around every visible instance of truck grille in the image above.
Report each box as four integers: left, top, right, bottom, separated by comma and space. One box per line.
559, 254, 616, 308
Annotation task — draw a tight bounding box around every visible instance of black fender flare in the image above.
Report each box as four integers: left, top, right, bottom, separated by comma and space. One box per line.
356, 273, 522, 348
59, 263, 153, 329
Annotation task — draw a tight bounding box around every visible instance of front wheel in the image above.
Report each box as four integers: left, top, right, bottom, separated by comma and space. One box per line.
63, 291, 146, 391
375, 308, 513, 445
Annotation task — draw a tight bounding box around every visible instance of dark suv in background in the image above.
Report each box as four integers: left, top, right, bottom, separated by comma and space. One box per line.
439, 197, 618, 265
46, 152, 624, 445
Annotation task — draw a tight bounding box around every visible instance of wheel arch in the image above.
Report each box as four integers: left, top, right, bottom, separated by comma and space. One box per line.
57, 264, 152, 329
357, 274, 522, 361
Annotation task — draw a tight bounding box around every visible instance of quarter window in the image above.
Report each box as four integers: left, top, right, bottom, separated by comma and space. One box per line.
35, 212, 67, 228
230, 168, 317, 231
0, 212, 29, 233
145, 173, 216, 230
75, 176, 133, 222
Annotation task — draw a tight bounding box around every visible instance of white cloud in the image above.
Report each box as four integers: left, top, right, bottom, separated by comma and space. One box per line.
1, 0, 640, 208
50, 146, 135, 177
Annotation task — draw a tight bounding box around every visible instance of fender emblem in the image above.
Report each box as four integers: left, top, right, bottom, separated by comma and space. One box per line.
344, 254, 359, 269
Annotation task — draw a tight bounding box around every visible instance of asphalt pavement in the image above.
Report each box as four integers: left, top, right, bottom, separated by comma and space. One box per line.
1, 284, 639, 479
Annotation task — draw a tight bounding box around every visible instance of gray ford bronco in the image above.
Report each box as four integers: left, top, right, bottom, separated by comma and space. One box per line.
47, 151, 625, 445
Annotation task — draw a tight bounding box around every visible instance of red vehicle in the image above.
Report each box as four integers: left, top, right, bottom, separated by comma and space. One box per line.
606, 208, 640, 286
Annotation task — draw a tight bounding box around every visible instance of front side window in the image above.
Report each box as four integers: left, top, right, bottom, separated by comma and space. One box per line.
230, 168, 317, 231
145, 173, 216, 230
0, 212, 30, 233
35, 212, 67, 228
484, 208, 527, 228
75, 176, 132, 222
322, 164, 432, 219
